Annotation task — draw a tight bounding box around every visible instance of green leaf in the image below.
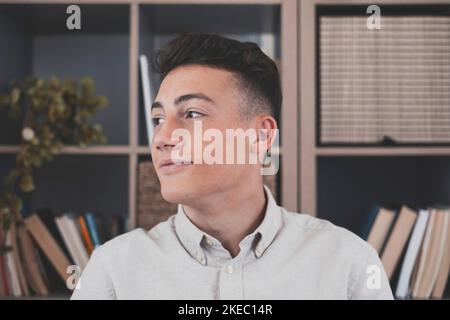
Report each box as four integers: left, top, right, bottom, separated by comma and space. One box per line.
20, 173, 34, 193
0, 93, 10, 107
11, 87, 20, 104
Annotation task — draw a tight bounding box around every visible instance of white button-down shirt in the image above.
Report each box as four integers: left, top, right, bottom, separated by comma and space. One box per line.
71, 185, 393, 300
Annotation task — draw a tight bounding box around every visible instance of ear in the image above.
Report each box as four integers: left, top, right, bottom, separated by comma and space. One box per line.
250, 115, 278, 160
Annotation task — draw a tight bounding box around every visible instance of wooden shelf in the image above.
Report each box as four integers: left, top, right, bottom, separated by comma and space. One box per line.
0, 0, 281, 4
298, 0, 450, 222
315, 147, 450, 157
0, 145, 133, 155
301, 2, 450, 301
137, 146, 150, 155
1, 294, 70, 300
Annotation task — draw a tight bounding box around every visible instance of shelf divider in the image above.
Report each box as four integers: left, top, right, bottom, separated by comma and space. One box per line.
0, 145, 134, 155
128, 2, 140, 230
316, 147, 450, 157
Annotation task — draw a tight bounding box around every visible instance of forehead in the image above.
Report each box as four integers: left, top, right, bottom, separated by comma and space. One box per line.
156, 65, 236, 100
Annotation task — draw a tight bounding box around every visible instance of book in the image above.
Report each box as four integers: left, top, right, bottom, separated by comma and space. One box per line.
64, 213, 89, 270
432, 209, 450, 299
5, 227, 22, 297
0, 228, 11, 296
110, 215, 120, 239
362, 204, 380, 240
381, 206, 417, 279
412, 209, 449, 299
16, 224, 49, 296
25, 214, 72, 283
34, 208, 73, 294
78, 215, 94, 255
94, 214, 106, 244
55, 215, 83, 273
55, 214, 89, 271
36, 208, 71, 263
409, 210, 436, 298
366, 207, 396, 253
0, 208, 132, 297
123, 216, 129, 234
0, 253, 5, 296
139, 54, 154, 146
85, 212, 101, 248
9, 222, 29, 296
395, 209, 429, 299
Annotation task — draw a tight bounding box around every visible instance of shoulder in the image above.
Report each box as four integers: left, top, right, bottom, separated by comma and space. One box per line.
280, 209, 392, 299
91, 216, 176, 260
281, 207, 375, 257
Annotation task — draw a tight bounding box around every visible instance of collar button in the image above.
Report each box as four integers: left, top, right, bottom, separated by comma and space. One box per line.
255, 244, 264, 257
195, 251, 205, 264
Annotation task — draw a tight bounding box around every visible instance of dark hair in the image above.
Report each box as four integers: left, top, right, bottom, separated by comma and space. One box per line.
153, 33, 281, 119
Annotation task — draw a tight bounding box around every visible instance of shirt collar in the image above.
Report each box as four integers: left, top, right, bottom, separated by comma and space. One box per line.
174, 185, 283, 265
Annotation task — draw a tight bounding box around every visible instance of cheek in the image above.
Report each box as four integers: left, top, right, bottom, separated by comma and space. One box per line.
182, 163, 242, 186
157, 164, 232, 200
192, 163, 245, 186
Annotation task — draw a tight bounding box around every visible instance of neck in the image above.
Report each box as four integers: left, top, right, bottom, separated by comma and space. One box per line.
182, 182, 267, 258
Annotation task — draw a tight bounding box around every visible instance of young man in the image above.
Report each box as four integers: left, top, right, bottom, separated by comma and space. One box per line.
71, 33, 393, 300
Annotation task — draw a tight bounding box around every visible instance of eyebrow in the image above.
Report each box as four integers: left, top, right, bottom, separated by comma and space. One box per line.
151, 93, 215, 112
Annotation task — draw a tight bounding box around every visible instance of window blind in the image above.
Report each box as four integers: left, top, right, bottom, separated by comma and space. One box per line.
319, 15, 450, 144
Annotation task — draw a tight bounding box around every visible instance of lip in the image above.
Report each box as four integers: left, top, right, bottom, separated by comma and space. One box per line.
158, 158, 192, 174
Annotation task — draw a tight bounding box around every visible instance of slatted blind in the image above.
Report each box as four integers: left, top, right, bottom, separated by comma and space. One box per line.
319, 15, 450, 144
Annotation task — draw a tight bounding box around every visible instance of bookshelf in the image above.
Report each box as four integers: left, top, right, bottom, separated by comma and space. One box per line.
3, 0, 447, 300
300, 0, 450, 299
299, 0, 450, 220
0, 0, 299, 299
0, 0, 299, 238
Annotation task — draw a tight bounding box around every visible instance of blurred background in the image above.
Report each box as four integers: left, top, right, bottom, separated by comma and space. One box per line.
0, 0, 448, 300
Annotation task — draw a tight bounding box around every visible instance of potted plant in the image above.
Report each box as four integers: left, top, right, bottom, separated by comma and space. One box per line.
0, 76, 108, 255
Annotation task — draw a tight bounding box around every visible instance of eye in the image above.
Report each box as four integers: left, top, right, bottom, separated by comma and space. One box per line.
186, 110, 204, 119
151, 116, 165, 127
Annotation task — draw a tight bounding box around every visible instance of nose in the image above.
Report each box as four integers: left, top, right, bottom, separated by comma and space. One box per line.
153, 117, 180, 152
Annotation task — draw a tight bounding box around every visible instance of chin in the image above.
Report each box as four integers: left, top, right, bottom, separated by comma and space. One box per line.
159, 178, 197, 204
156, 165, 239, 204
160, 185, 184, 204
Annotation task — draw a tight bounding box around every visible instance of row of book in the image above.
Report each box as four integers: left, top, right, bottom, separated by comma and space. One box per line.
0, 208, 128, 297
364, 205, 450, 299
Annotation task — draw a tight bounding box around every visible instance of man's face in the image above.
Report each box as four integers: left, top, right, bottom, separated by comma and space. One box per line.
150, 65, 257, 205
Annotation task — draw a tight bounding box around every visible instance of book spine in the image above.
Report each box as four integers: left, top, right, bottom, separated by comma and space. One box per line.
10, 223, 30, 296
85, 213, 101, 248
0, 228, 11, 296
55, 216, 81, 270
78, 216, 94, 255
5, 230, 22, 297
139, 54, 154, 145
64, 215, 89, 270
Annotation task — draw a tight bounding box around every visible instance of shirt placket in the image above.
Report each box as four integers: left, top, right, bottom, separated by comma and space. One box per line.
217, 236, 254, 300
218, 257, 243, 299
